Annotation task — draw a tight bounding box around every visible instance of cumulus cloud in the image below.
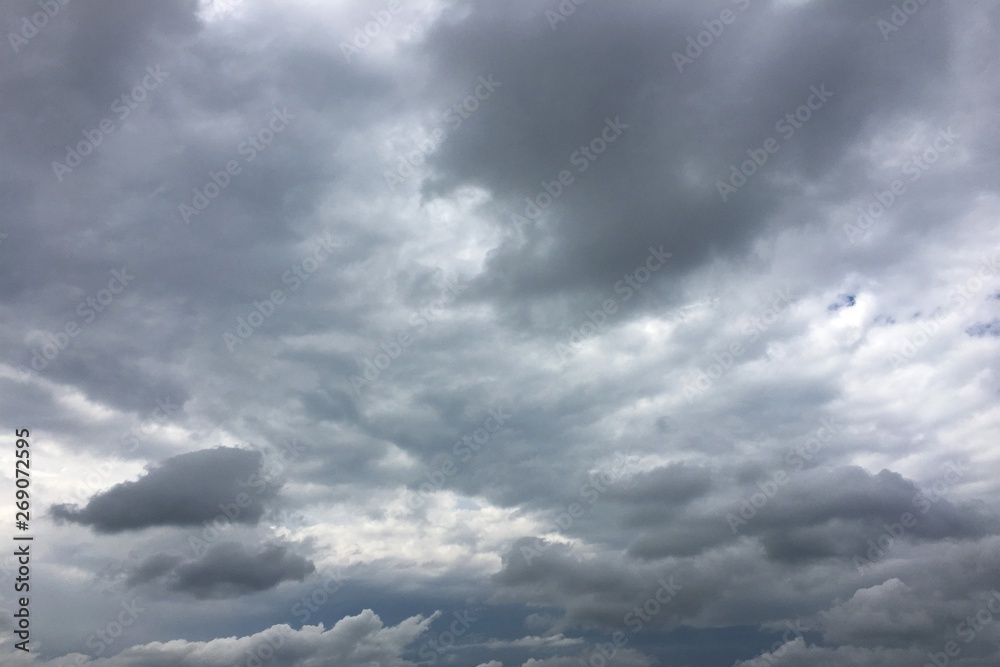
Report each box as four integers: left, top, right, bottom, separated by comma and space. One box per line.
20, 610, 434, 667
819, 578, 934, 647
51, 447, 280, 532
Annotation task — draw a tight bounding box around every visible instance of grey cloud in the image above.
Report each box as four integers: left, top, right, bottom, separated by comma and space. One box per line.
624, 465, 998, 563
418, 0, 956, 314
491, 463, 1000, 645
2, 0, 999, 665
606, 462, 713, 506
507, 650, 653, 667
818, 578, 934, 647
733, 638, 926, 667
124, 552, 183, 588
51, 446, 279, 532
127, 542, 315, 598
26, 610, 435, 667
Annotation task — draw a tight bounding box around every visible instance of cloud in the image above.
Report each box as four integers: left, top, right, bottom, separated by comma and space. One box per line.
517, 650, 653, 667
124, 552, 183, 588
818, 578, 934, 647
733, 638, 924, 667
126, 542, 315, 598
1, 0, 998, 664
26, 610, 435, 667
51, 447, 279, 532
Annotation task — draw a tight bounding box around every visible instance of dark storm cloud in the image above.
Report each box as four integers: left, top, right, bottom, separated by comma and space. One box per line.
490, 462, 1000, 642
416, 0, 955, 314
127, 542, 315, 598
490, 534, 1000, 664
616, 464, 997, 562
0, 0, 396, 423
745, 467, 997, 561
605, 462, 712, 506
124, 552, 183, 588
1, 0, 998, 665
485, 456, 995, 568
51, 446, 279, 532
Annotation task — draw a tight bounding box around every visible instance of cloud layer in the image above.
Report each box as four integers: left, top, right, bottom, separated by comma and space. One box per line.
1, 0, 998, 665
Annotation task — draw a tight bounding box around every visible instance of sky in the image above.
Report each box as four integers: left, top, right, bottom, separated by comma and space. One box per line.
1, 0, 999, 665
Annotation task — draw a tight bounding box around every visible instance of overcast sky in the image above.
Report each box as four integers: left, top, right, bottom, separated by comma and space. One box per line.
1, 0, 999, 665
